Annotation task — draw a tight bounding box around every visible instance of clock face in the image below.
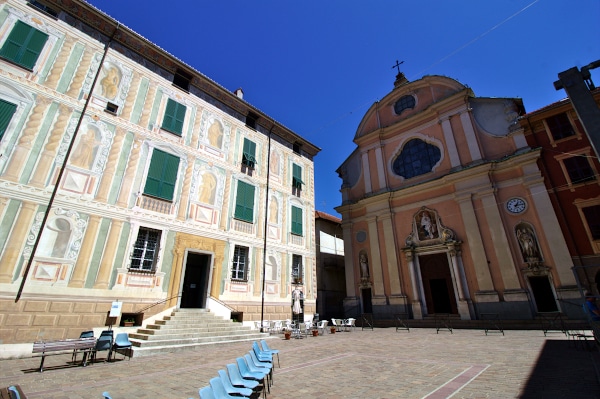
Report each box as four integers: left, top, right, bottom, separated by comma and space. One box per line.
506, 198, 526, 214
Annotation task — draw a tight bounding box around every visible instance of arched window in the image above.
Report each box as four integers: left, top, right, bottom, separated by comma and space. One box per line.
394, 95, 416, 115
393, 138, 441, 179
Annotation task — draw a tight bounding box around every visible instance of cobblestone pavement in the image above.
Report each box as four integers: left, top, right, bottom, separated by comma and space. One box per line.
1, 328, 599, 399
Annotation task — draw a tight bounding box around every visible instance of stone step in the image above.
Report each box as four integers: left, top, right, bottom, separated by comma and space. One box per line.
131, 328, 253, 341
131, 332, 266, 348
130, 334, 269, 357
150, 320, 234, 328
133, 324, 250, 336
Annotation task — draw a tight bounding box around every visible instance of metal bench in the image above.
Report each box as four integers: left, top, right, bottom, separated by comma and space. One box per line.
32, 338, 96, 372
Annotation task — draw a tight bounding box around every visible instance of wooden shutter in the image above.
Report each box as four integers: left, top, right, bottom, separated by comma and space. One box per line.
0, 21, 48, 69
291, 206, 303, 235
143, 149, 180, 200
243, 138, 257, 166
161, 98, 186, 135
292, 163, 303, 187
0, 99, 17, 140
234, 181, 255, 222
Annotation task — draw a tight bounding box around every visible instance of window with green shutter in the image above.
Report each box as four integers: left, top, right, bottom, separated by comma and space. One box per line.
234, 180, 255, 222
0, 21, 49, 70
143, 149, 180, 201
291, 206, 303, 236
0, 99, 17, 141
242, 138, 257, 168
292, 163, 303, 188
161, 98, 186, 135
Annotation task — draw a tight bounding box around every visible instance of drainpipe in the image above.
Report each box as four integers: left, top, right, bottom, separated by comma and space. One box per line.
260, 121, 275, 332
15, 24, 121, 302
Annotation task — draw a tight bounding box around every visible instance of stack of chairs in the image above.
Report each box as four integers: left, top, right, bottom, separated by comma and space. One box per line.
196, 340, 278, 398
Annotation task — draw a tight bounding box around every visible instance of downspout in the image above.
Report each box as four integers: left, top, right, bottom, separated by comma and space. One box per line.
260, 121, 275, 331
15, 24, 121, 302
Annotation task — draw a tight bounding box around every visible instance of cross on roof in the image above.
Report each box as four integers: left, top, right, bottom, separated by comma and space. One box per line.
392, 60, 404, 74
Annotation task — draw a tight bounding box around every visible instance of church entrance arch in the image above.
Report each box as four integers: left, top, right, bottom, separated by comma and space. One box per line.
419, 253, 458, 315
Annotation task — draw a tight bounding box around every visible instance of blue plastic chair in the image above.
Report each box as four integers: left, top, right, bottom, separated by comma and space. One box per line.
91, 331, 113, 363
102, 392, 112, 399
252, 341, 272, 362
209, 377, 238, 399
226, 363, 259, 389
236, 357, 268, 394
260, 339, 280, 367
245, 353, 272, 387
199, 386, 215, 399
111, 333, 133, 361
217, 371, 253, 397
7, 386, 23, 399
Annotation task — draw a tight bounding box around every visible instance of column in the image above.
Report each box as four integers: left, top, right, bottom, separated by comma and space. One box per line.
68, 215, 101, 288
440, 118, 460, 167
367, 217, 385, 297
3, 97, 52, 182
361, 151, 372, 194
115, 135, 143, 208
93, 220, 123, 289
0, 201, 37, 283
342, 223, 356, 296
374, 146, 386, 191
95, 127, 126, 202
481, 192, 521, 289
29, 103, 72, 187
405, 250, 423, 319
381, 215, 403, 296
459, 111, 482, 162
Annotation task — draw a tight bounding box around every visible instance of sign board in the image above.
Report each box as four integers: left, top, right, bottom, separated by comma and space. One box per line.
109, 301, 123, 317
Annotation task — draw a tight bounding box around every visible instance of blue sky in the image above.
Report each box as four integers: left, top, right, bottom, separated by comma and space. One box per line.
85, 0, 599, 217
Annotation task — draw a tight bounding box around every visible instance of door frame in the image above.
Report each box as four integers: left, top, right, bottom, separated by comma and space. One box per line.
178, 249, 214, 309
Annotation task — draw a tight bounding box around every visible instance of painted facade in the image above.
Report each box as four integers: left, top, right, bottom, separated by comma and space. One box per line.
336, 72, 579, 321
0, 0, 319, 345
519, 88, 600, 297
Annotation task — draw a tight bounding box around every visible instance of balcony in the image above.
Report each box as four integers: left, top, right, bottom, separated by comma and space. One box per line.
289, 233, 304, 247
232, 219, 255, 235
137, 195, 173, 215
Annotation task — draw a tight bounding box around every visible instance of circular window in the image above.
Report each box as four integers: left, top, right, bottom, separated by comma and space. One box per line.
394, 95, 416, 115
356, 231, 367, 243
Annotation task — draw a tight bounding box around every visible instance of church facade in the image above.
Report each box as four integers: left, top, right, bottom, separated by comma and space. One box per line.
336, 72, 578, 320
0, 0, 318, 345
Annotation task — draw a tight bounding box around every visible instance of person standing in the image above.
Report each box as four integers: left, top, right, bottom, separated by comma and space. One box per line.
584, 292, 600, 321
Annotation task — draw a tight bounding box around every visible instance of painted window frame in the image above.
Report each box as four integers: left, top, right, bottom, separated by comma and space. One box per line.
143, 148, 180, 201
161, 98, 187, 136
234, 180, 255, 223
231, 245, 249, 281
291, 205, 303, 236
130, 227, 161, 272
0, 20, 49, 70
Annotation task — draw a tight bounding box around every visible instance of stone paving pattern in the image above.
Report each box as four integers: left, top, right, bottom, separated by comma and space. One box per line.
1, 328, 599, 398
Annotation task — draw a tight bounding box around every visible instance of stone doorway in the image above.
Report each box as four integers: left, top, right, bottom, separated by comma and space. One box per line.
419, 253, 458, 315
180, 252, 211, 308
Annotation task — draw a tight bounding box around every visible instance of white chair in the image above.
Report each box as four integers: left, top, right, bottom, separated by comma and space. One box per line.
317, 320, 328, 335
272, 320, 283, 334
331, 318, 339, 332
344, 318, 356, 332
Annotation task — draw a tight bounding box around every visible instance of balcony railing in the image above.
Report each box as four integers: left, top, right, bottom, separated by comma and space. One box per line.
232, 219, 255, 235
289, 233, 304, 247
137, 195, 173, 215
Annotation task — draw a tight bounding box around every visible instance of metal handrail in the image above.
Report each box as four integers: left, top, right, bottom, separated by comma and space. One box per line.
208, 295, 238, 313
134, 294, 182, 315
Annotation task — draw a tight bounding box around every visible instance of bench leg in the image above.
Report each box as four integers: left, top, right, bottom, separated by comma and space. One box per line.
39, 354, 46, 372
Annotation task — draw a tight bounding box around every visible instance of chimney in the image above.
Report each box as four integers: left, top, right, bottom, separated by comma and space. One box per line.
234, 88, 244, 99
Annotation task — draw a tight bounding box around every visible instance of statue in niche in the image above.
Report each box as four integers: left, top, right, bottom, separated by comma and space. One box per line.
100, 65, 121, 100
359, 253, 369, 280
419, 210, 437, 240
198, 173, 216, 204
516, 225, 540, 261
207, 120, 223, 148
70, 126, 98, 169
268, 196, 278, 224
270, 150, 280, 175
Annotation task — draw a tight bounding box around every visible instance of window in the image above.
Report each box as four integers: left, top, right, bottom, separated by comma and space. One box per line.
105, 102, 118, 115
234, 180, 255, 222
293, 142, 301, 154
291, 206, 303, 236
246, 112, 258, 130
173, 69, 192, 92
231, 245, 248, 281
546, 113, 575, 141
242, 138, 257, 169
0, 99, 17, 141
28, 1, 59, 18
583, 205, 600, 240
392, 138, 441, 179
0, 21, 49, 70
130, 227, 161, 272
292, 163, 303, 196
394, 95, 416, 115
143, 149, 180, 201
161, 98, 186, 135
292, 254, 303, 283
563, 155, 596, 184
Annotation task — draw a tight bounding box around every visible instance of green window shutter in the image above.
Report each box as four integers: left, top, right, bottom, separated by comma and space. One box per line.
234, 181, 255, 222
242, 138, 257, 167
0, 99, 17, 140
143, 149, 180, 201
291, 206, 303, 235
292, 163, 304, 188
161, 98, 186, 135
0, 21, 48, 69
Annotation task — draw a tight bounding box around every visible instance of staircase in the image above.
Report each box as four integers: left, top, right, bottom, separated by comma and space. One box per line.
128, 309, 269, 357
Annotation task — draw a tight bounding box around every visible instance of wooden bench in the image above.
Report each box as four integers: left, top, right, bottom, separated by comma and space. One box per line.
0, 384, 27, 399
32, 338, 96, 372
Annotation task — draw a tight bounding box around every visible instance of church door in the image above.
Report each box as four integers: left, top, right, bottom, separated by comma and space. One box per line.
529, 276, 558, 312
419, 253, 458, 314
180, 253, 211, 308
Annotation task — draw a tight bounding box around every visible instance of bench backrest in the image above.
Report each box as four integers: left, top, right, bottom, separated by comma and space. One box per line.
32, 338, 96, 353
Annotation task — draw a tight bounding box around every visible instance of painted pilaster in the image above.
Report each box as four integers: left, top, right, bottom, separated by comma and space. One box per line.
440, 118, 461, 167
3, 97, 52, 182
380, 214, 403, 297
167, 243, 184, 307
362, 151, 372, 194
219, 171, 231, 230
96, 126, 126, 202
29, 103, 72, 187
457, 195, 496, 293
68, 215, 100, 288
367, 217, 385, 297
115, 135, 143, 208
138, 81, 157, 130
374, 146, 386, 191
120, 71, 141, 121
190, 107, 202, 149
93, 220, 123, 289
0, 201, 37, 283
459, 111, 482, 162
66, 48, 94, 98
177, 155, 194, 220
481, 193, 521, 289
529, 181, 576, 286
342, 223, 356, 296
43, 36, 76, 90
